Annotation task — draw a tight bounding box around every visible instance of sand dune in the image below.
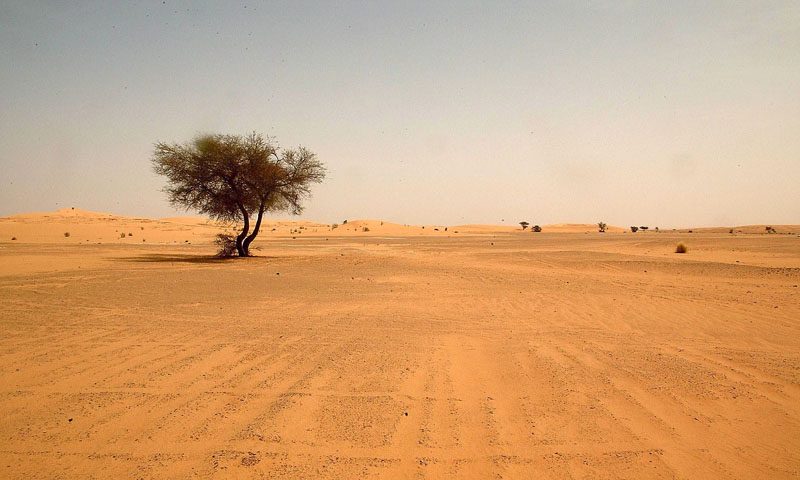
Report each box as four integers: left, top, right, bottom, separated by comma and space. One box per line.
6, 209, 797, 244
1, 210, 800, 477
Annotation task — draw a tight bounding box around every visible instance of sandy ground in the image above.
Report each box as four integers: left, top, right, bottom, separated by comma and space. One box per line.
1, 211, 800, 478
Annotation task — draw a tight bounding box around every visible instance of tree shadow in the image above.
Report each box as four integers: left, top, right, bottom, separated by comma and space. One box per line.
113, 253, 278, 264
114, 253, 229, 264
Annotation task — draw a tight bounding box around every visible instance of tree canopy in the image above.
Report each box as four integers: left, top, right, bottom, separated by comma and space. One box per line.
152, 132, 325, 257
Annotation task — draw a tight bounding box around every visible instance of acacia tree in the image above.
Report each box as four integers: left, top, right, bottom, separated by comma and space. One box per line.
519, 221, 529, 231
152, 132, 325, 257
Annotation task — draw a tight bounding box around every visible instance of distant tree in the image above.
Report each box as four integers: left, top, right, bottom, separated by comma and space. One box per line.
532, 225, 542, 232
630, 226, 638, 233
766, 226, 776, 234
152, 132, 325, 257
598, 222, 607, 233
519, 221, 529, 231
640, 226, 649, 231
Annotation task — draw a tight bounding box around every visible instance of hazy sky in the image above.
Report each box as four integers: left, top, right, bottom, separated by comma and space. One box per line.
2, 1, 798, 227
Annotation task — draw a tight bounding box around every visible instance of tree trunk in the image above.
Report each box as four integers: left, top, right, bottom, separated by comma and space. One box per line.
242, 204, 265, 256
236, 204, 250, 257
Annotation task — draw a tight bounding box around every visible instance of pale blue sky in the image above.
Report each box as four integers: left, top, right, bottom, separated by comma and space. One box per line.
1, 1, 798, 227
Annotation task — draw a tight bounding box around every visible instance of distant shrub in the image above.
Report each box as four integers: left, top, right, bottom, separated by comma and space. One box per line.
766, 226, 776, 234
128, 232, 133, 237
120, 232, 126, 238
630, 226, 638, 233
532, 225, 542, 232
640, 226, 649, 231
140, 226, 144, 230
729, 229, 734, 234
342, 220, 348, 224
64, 232, 70, 237
362, 226, 370, 232
675, 242, 688, 254
519, 221, 529, 231
597, 222, 607, 233
11, 236, 16, 241
214, 233, 237, 258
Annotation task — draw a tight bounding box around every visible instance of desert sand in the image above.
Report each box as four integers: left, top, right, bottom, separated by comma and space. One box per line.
1, 209, 799, 478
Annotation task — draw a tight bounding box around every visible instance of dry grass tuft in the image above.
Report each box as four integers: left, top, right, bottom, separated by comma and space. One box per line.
675, 242, 688, 254
214, 233, 237, 258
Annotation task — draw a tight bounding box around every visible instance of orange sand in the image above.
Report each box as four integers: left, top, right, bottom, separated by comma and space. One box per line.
1, 209, 799, 478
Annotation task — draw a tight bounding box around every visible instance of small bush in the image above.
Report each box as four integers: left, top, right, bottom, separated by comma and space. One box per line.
11, 236, 16, 241
362, 226, 370, 232
597, 222, 607, 233
214, 233, 237, 258
342, 220, 348, 224
532, 225, 542, 232
675, 242, 688, 254
128, 232, 133, 237
120, 232, 126, 238
630, 226, 638, 233
64, 232, 70, 237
